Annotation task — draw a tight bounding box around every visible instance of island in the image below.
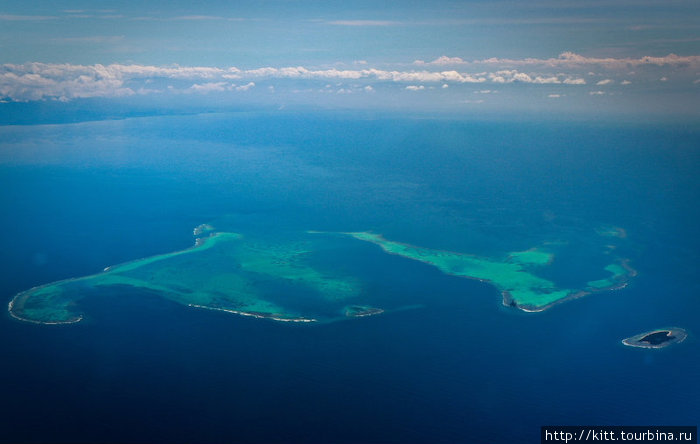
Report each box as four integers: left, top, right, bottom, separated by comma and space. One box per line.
328, 230, 636, 312
622, 328, 688, 349
8, 224, 637, 325
344, 305, 384, 318
193, 223, 215, 236
8, 230, 362, 325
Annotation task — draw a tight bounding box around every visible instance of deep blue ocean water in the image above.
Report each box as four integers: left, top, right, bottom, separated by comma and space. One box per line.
0, 112, 698, 443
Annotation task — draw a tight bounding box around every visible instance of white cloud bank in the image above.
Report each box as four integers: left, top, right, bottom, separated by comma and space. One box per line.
0, 52, 697, 102
325, 20, 398, 26
416, 52, 700, 69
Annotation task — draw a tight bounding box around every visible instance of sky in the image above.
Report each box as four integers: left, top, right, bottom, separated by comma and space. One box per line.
1, 0, 699, 117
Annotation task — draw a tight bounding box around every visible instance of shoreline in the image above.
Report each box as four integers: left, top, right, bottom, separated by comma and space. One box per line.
337, 231, 637, 313
504, 289, 589, 313
7, 297, 83, 325
344, 305, 384, 318
506, 259, 637, 313
9, 226, 640, 324
187, 304, 317, 323
6, 230, 230, 325
622, 327, 688, 349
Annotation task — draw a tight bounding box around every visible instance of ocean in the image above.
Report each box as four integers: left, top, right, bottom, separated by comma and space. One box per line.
0, 112, 698, 443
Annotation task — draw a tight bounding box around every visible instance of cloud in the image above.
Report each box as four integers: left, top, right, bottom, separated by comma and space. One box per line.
416, 56, 466, 66
235, 82, 255, 91
0, 63, 230, 101
533, 76, 560, 84
0, 70, 134, 101
485, 70, 586, 85
0, 14, 57, 21
130, 15, 240, 22
589, 91, 606, 95
512, 72, 533, 83
52, 35, 125, 44
188, 82, 229, 93
0, 54, 693, 102
170, 15, 227, 21
242, 66, 486, 84
245, 66, 364, 80
548, 94, 562, 98
175, 80, 255, 93
473, 52, 700, 69
627, 25, 653, 31
325, 20, 398, 26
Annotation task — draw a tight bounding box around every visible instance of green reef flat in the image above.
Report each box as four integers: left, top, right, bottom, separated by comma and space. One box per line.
334, 231, 635, 311
9, 230, 363, 324
9, 225, 636, 324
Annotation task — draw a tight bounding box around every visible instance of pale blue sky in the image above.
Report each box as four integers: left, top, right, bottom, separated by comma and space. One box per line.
1, 0, 698, 115
2, 0, 699, 65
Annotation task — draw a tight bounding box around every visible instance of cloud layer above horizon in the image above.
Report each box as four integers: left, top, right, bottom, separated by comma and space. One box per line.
1, 1, 698, 115
1, 52, 698, 104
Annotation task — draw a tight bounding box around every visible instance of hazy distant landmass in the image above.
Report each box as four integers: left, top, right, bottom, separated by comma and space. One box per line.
622, 328, 688, 349
8, 224, 636, 325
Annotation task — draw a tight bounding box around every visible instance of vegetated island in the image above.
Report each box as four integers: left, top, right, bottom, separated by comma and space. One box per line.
622, 328, 688, 349
9, 225, 636, 325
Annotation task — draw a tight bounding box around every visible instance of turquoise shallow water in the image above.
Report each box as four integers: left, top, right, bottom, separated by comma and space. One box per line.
0, 112, 698, 443
9, 224, 634, 324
